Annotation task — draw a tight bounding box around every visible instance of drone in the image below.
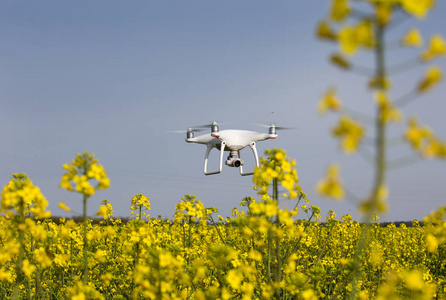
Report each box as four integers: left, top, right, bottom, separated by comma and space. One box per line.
182, 122, 288, 176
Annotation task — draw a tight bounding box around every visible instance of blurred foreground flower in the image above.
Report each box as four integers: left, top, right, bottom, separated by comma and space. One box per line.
1, 173, 50, 219
316, 164, 344, 200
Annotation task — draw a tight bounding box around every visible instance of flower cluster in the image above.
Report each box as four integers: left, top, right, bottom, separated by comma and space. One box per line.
130, 194, 150, 220
97, 199, 115, 221
331, 115, 365, 153
59, 152, 110, 197
253, 149, 302, 199
318, 87, 343, 114
316, 164, 345, 200
0, 173, 50, 219
374, 91, 403, 124
405, 117, 446, 158
173, 194, 206, 223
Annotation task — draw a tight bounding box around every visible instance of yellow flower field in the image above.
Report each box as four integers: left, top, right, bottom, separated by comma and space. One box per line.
0, 201, 445, 299
1, 149, 445, 299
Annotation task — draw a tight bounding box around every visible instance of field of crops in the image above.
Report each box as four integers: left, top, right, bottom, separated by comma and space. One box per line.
1, 197, 445, 299
1, 150, 446, 299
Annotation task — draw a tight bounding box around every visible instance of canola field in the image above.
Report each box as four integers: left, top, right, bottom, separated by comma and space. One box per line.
0, 197, 445, 299
1, 151, 446, 299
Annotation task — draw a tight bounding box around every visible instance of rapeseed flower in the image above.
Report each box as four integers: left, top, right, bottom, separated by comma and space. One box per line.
417, 66, 443, 92
404, 117, 432, 150
59, 202, 71, 212
330, 0, 350, 22
1, 173, 50, 219
332, 115, 365, 153
401, 28, 423, 47
374, 90, 403, 123
401, 0, 435, 19
59, 152, 109, 198
316, 21, 337, 40
316, 163, 344, 200
420, 35, 446, 61
318, 86, 342, 114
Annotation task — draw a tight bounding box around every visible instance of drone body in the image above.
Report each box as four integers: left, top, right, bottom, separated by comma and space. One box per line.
185, 122, 278, 176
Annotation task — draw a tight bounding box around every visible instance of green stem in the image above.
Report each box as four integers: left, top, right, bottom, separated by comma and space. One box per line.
350, 21, 388, 300
267, 231, 272, 284
83, 193, 88, 286
209, 215, 227, 246
14, 202, 25, 300
372, 22, 387, 214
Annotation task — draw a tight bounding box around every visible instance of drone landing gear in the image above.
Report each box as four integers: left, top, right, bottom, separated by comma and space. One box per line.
204, 141, 226, 175
239, 142, 259, 176
203, 142, 259, 176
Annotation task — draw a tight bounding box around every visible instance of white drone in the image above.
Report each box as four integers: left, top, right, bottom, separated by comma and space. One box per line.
182, 122, 288, 176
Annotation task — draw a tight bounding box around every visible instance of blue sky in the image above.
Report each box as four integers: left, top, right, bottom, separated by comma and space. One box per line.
1, 1, 445, 222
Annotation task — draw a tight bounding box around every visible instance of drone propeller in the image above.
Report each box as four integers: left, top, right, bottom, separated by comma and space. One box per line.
255, 123, 297, 130
192, 121, 228, 129
167, 128, 206, 134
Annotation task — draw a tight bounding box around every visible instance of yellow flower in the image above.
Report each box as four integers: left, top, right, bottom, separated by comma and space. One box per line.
404, 117, 432, 150
401, 0, 435, 19
339, 25, 357, 54
100, 273, 113, 286
96, 205, 108, 217
318, 86, 342, 114
355, 20, 374, 48
226, 269, 243, 289
316, 164, 344, 200
332, 115, 365, 153
374, 90, 403, 123
425, 233, 438, 253
253, 149, 302, 199
401, 28, 423, 47
0, 268, 13, 283
35, 247, 52, 269
301, 289, 318, 300
58, 202, 71, 212
417, 66, 443, 93
404, 270, 424, 290
22, 259, 36, 278
94, 249, 107, 263
338, 21, 374, 55
420, 35, 446, 61
1, 173, 50, 219
159, 252, 175, 268
369, 243, 384, 267
423, 138, 446, 158
98, 177, 110, 190
60, 152, 109, 198
316, 21, 337, 40
330, 0, 350, 22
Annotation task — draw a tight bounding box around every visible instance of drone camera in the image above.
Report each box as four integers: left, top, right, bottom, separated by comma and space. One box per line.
226, 157, 244, 168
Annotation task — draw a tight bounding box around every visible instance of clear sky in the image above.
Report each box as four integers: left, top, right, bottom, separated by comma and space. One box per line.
1, 0, 445, 222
